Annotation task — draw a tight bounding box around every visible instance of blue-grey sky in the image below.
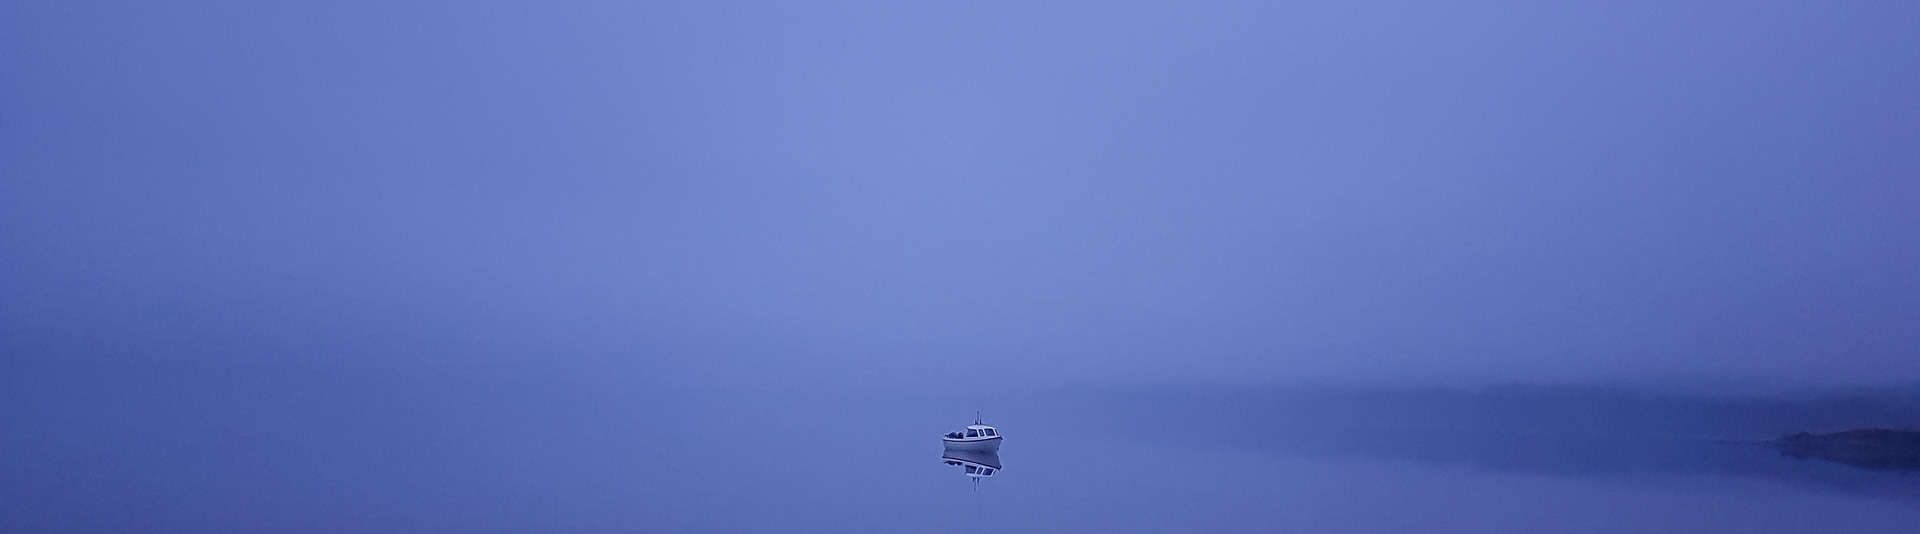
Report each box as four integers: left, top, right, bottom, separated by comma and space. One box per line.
5, 1, 1918, 389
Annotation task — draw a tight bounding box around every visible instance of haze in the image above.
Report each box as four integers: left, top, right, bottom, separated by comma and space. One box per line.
6, 0, 1918, 391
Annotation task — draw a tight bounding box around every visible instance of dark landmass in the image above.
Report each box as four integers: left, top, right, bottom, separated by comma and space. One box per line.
1037, 384, 1920, 500
1776, 429, 1920, 471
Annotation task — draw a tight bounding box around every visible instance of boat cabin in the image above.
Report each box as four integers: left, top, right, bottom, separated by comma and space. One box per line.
945, 425, 999, 440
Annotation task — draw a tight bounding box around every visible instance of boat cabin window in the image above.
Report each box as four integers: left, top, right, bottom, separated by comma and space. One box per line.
983, 429, 995, 436
965, 429, 979, 438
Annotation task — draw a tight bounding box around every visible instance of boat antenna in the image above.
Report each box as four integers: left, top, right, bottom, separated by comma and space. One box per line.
974, 410, 982, 425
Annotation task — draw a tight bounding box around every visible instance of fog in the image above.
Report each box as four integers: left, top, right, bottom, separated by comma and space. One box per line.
5, 3, 1920, 530
6, 1, 1918, 392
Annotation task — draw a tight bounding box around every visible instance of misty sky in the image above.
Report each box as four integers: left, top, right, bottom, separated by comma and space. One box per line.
4, 1, 1918, 389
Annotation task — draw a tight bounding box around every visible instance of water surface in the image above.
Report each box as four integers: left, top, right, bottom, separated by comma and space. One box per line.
7, 363, 1920, 532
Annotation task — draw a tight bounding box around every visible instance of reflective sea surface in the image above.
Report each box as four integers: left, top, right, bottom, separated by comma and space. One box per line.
7, 362, 1920, 532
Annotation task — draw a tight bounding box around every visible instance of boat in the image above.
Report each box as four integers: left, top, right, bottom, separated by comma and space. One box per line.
942, 413, 1003, 452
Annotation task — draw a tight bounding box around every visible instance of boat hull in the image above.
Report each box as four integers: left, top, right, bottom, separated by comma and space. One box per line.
941, 436, 1002, 452
941, 449, 1001, 470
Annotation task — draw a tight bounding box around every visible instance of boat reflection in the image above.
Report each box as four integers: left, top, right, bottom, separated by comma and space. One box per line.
941, 449, 1002, 479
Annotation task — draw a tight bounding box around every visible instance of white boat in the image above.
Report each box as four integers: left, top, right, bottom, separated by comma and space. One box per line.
942, 414, 1003, 452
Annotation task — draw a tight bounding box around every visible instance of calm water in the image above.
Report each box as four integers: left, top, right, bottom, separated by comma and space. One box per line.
7, 363, 1920, 532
